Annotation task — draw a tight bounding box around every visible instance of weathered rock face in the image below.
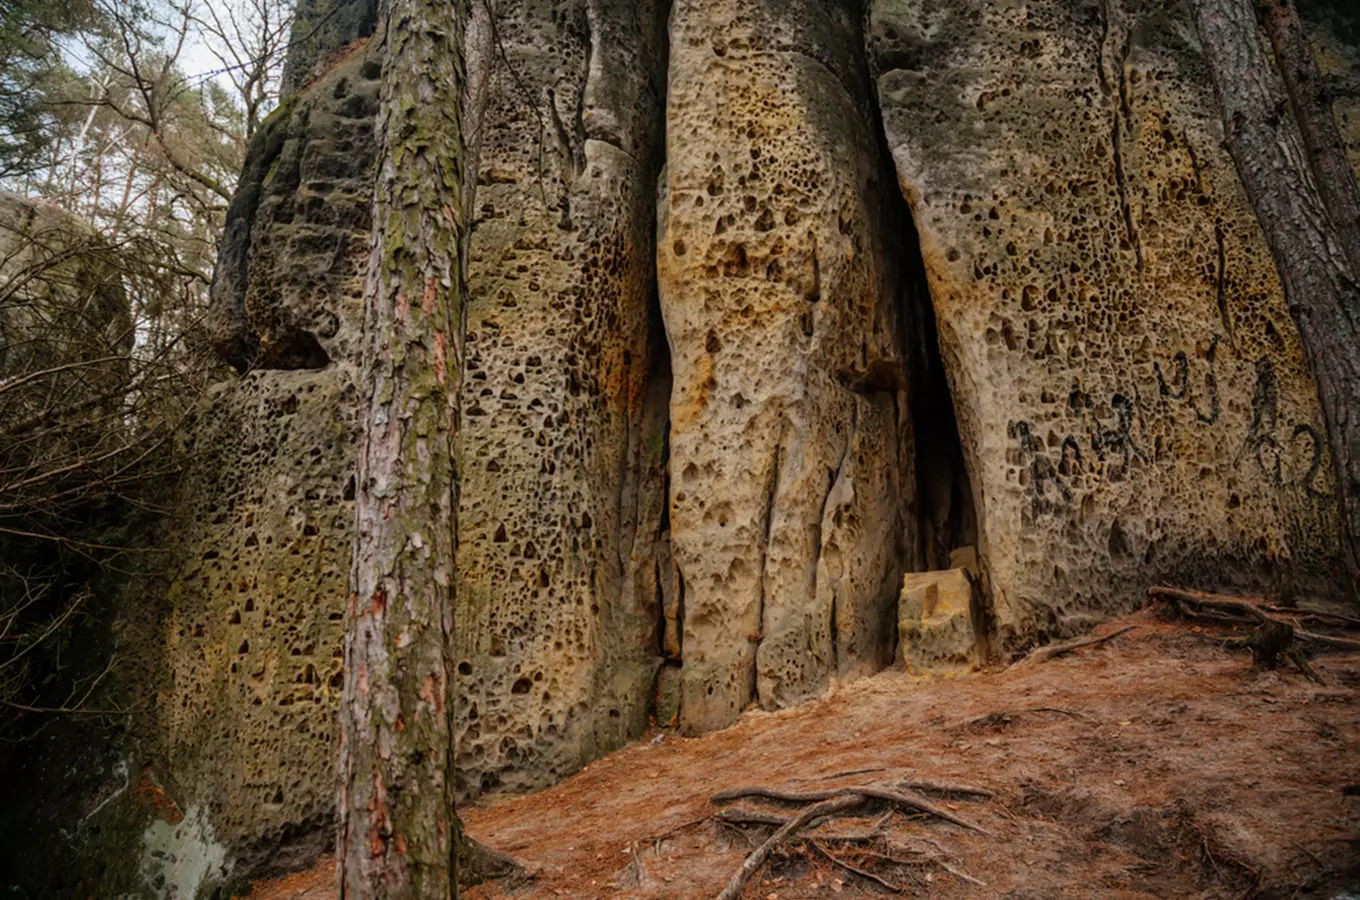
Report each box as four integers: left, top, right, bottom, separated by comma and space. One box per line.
452, 0, 670, 797
152, 37, 380, 882
158, 368, 357, 870
867, 0, 1350, 646
659, 0, 916, 734
897, 567, 979, 676
206, 43, 381, 371
63, 0, 1357, 890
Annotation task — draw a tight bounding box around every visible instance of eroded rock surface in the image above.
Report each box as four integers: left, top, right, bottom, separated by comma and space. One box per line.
155, 36, 379, 879
97, 1, 1360, 890
659, 0, 915, 734
158, 369, 357, 869
452, 0, 670, 797
867, 0, 1350, 646
207, 45, 380, 371
897, 567, 979, 675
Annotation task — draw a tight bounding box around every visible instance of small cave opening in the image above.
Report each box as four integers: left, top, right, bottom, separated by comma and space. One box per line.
848, 0, 978, 582
904, 240, 977, 573
865, 129, 978, 576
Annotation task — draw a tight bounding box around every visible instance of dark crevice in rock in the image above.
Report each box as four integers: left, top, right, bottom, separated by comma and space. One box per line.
856, 34, 979, 579
754, 427, 785, 702
906, 243, 977, 574
650, 327, 675, 660
266, 328, 333, 370
642, 281, 678, 722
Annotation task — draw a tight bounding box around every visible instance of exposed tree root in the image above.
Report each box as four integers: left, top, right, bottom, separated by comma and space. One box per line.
712, 784, 991, 834
715, 794, 866, 900
931, 856, 988, 887
714, 807, 789, 828
892, 778, 995, 799
711, 780, 994, 898
962, 706, 1097, 729
1150, 586, 1360, 652
808, 840, 904, 893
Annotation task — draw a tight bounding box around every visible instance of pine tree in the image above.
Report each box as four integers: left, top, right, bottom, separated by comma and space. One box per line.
1192, 0, 1360, 588
335, 0, 470, 895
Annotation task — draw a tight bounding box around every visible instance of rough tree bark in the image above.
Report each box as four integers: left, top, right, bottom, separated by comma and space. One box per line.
1254, 0, 1360, 274
336, 0, 469, 895
1192, 0, 1360, 584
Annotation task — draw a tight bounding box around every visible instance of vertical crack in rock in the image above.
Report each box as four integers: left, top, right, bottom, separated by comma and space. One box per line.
1098, 0, 1144, 271
754, 424, 785, 697
1214, 224, 1236, 348
819, 398, 858, 675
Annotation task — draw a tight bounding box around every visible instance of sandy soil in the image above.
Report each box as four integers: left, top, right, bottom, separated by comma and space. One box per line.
245, 609, 1360, 899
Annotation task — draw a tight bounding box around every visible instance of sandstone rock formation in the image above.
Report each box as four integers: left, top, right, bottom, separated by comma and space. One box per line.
66, 0, 1357, 891
156, 33, 380, 875
451, 0, 670, 797
659, 0, 916, 734
867, 0, 1350, 646
897, 567, 979, 676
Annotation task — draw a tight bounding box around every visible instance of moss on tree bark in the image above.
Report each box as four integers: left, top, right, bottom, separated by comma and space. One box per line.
336, 0, 469, 895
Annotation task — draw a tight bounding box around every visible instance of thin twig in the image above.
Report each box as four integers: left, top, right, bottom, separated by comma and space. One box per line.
809, 840, 903, 893
1011, 625, 1139, 667
933, 857, 988, 887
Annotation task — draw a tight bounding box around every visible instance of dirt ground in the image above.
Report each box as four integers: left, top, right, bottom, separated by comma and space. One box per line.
245, 609, 1360, 899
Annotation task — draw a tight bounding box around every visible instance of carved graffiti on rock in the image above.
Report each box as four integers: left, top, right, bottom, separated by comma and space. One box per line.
1235, 359, 1328, 497
1154, 335, 1220, 425
1011, 337, 1328, 519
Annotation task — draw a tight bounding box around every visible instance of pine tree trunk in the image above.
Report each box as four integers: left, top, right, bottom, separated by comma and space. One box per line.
1192, 0, 1360, 586
336, 0, 469, 895
1254, 0, 1360, 275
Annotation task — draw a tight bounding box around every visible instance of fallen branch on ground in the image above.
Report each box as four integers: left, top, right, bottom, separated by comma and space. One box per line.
1010, 625, 1139, 667
809, 840, 904, 893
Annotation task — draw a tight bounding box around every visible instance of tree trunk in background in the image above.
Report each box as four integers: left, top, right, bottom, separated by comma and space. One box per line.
336, 0, 468, 895
1255, 0, 1360, 275
1192, 0, 1360, 587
